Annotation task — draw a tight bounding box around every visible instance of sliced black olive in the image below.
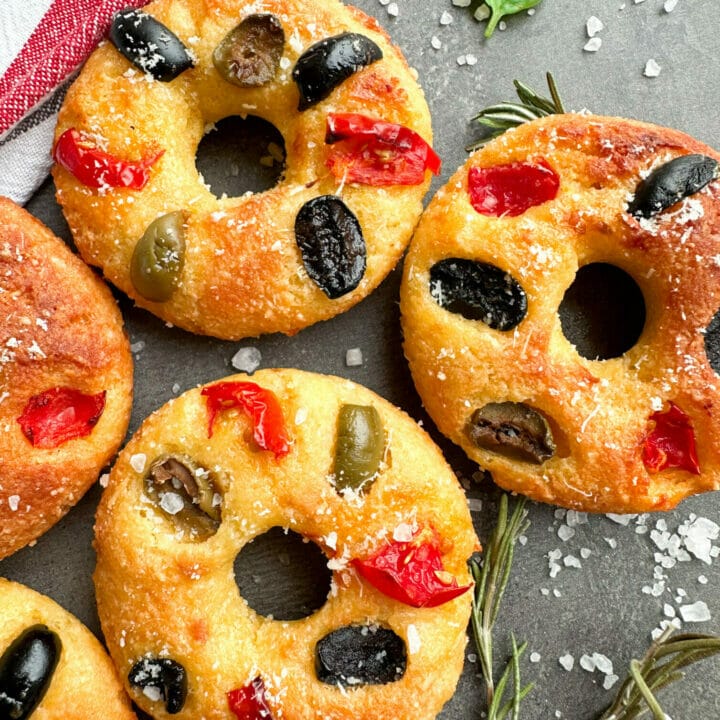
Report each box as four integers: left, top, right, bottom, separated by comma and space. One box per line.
129, 657, 187, 714
110, 9, 195, 82
333, 404, 384, 494
130, 211, 186, 302
628, 154, 719, 219
315, 625, 406, 687
704, 308, 720, 375
295, 195, 366, 299
429, 258, 527, 331
466, 402, 555, 464
213, 14, 284, 87
144, 455, 221, 540
0, 625, 61, 720
292, 33, 382, 110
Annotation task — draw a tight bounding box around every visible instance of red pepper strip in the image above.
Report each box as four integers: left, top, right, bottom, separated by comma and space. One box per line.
642, 402, 700, 475
325, 112, 441, 186
53, 128, 163, 189
468, 158, 560, 217
201, 381, 291, 459
228, 678, 274, 720
17, 387, 106, 449
353, 527, 471, 608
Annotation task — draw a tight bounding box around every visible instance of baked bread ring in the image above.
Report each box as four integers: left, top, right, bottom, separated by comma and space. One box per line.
0, 578, 135, 720
94, 369, 477, 719
400, 113, 720, 513
52, 0, 436, 340
0, 198, 132, 560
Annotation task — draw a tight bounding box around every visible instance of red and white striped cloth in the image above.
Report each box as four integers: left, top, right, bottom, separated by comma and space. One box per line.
0, 0, 146, 204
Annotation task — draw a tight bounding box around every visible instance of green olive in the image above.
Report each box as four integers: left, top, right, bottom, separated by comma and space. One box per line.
130, 211, 185, 302
333, 404, 384, 493
144, 455, 221, 540
212, 14, 285, 88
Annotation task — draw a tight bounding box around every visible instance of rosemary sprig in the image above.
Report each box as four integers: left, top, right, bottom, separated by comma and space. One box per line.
466, 71, 565, 152
597, 626, 720, 720
469, 494, 533, 719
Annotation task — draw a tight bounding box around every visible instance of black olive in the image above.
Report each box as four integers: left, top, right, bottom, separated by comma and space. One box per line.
704, 308, 720, 375
465, 402, 556, 464
628, 154, 719, 219
110, 9, 195, 82
429, 258, 527, 331
0, 625, 61, 720
295, 195, 366, 299
213, 14, 285, 87
144, 455, 221, 540
315, 625, 406, 687
292, 33, 382, 110
129, 657, 187, 714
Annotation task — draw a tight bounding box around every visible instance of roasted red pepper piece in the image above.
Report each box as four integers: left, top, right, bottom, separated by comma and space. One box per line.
17, 387, 106, 449
353, 526, 471, 608
53, 128, 163, 189
468, 158, 560, 217
201, 381, 291, 458
228, 677, 274, 720
642, 402, 700, 474
325, 112, 441, 186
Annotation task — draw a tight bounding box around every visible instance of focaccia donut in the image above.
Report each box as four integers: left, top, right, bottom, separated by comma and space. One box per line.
0, 578, 135, 720
94, 369, 477, 720
400, 113, 720, 513
52, 0, 437, 340
0, 198, 132, 560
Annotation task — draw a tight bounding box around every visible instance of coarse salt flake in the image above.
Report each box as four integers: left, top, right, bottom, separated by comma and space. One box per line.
295, 407, 308, 425
679, 601, 711, 623
558, 653, 574, 671
664, 0, 678, 11
644, 59, 662, 78
231, 346, 262, 373
387, 2, 398, 16
8, 495, 19, 511
586, 16, 604, 37
346, 348, 363, 367
431, 35, 442, 50
393, 522, 415, 543
130, 453, 147, 473
583, 37, 602, 52
530, 652, 541, 663
440, 11, 453, 25
474, 4, 490, 21
407, 624, 421, 654
159, 492, 185, 515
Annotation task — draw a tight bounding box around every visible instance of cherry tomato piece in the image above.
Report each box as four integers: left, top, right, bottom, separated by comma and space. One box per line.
53, 128, 163, 190
468, 158, 559, 217
201, 381, 291, 459
353, 527, 471, 608
325, 112, 440, 186
642, 402, 700, 474
17, 387, 106, 449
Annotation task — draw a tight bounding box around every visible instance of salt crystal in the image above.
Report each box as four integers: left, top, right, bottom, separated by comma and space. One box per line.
564, 555, 582, 569
541, 588, 550, 596
325, 531, 337, 550
431, 35, 442, 50
663, 603, 676, 618
592, 653, 613, 675
580, 654, 596, 672
467, 653, 477, 663
295, 407, 308, 425
467, 497, 483, 513
698, 575, 708, 585
452, 0, 471, 6
603, 674, 619, 690
530, 652, 541, 663
518, 535, 528, 546
99, 473, 110, 488
466, 54, 478, 66
553, 588, 562, 598
130, 340, 145, 354
387, 2, 398, 16
644, 59, 662, 78
346, 348, 363, 367
679, 601, 711, 622
393, 522, 415, 542
604, 537, 618, 549
143, 686, 162, 702
584, 37, 602, 52
580, 548, 591, 559
440, 11, 453, 25
607, 513, 636, 526
554, 508, 566, 520
172, 383, 181, 394
159, 492, 185, 515
664, 0, 678, 11
8, 495, 19, 512
231, 346, 262, 373
456, 55, 467, 66
407, 624, 421, 654
566, 510, 588, 527
498, 20, 506, 30
558, 525, 575, 542
586, 16, 604, 37
558, 654, 574, 671
474, 4, 490, 21
130, 453, 147, 473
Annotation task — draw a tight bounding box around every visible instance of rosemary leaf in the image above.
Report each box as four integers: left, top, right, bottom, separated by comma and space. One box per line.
467, 72, 564, 152
470, 495, 531, 719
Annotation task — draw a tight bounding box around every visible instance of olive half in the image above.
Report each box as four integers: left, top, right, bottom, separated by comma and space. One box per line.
213, 14, 285, 87
129, 657, 187, 714
0, 625, 61, 720
333, 404, 384, 493
144, 455, 222, 539
130, 211, 186, 302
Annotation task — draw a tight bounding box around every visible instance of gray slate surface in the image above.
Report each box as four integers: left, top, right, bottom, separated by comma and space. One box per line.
3, 0, 720, 717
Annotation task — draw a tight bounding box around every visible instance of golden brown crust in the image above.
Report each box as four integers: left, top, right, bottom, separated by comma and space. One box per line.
53, 0, 433, 340
400, 113, 720, 513
0, 578, 136, 720
0, 197, 133, 559
94, 369, 478, 719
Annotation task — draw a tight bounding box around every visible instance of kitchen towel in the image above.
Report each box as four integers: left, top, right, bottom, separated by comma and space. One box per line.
0, 0, 145, 204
